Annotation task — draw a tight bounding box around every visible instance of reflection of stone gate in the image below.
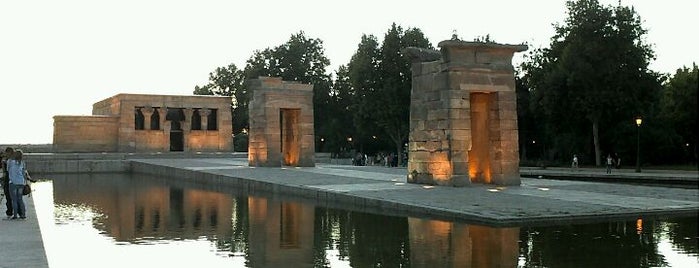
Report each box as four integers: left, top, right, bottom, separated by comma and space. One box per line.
248, 77, 315, 167
405, 40, 527, 186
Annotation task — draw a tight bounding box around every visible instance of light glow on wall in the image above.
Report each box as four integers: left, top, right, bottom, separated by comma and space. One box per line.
468, 93, 492, 184
428, 153, 453, 181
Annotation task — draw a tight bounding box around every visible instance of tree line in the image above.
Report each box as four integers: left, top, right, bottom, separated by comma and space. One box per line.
195, 0, 697, 167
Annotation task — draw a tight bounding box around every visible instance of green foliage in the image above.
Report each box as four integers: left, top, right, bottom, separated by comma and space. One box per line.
319, 65, 355, 154
233, 132, 248, 152
242, 31, 334, 152
193, 63, 245, 133
347, 23, 432, 164
522, 0, 661, 165
658, 64, 698, 163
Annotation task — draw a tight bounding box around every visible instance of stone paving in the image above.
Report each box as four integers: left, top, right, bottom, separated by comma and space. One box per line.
2, 157, 697, 267
0, 192, 49, 268
132, 158, 699, 226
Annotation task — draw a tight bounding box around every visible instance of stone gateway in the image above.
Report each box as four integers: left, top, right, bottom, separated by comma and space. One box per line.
405, 40, 527, 186
247, 77, 315, 167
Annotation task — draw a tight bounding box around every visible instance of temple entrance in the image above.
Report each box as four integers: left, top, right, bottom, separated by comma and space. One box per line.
469, 93, 492, 183
247, 77, 315, 167
165, 109, 185, 152
169, 120, 183, 152
280, 109, 301, 166
406, 41, 526, 186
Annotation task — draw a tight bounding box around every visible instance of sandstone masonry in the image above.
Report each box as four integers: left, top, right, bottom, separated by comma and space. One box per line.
405, 40, 527, 186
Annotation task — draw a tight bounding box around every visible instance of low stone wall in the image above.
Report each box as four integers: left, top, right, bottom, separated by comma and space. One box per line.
53, 115, 120, 152
24, 152, 245, 174
0, 144, 53, 153
21, 152, 350, 175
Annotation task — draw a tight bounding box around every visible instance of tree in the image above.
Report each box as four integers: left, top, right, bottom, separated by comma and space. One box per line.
522, 0, 660, 166
193, 63, 246, 139
348, 23, 432, 166
348, 34, 382, 153
659, 63, 698, 163
242, 31, 334, 150
321, 65, 355, 155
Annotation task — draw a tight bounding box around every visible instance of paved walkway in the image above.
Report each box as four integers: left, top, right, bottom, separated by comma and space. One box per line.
520, 166, 698, 185
0, 192, 49, 268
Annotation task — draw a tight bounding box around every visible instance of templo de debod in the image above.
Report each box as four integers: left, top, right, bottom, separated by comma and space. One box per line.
405, 40, 527, 186
53, 94, 233, 152
247, 77, 315, 167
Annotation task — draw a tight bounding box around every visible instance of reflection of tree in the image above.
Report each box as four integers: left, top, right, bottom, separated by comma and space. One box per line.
215, 196, 249, 257
312, 208, 333, 268
345, 211, 410, 267
310, 208, 410, 267
663, 217, 698, 256
519, 219, 667, 267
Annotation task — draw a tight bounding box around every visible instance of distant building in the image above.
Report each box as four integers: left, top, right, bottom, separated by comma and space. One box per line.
53, 93, 232, 152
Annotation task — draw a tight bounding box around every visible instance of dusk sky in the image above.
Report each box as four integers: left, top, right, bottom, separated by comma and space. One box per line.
1, 0, 696, 144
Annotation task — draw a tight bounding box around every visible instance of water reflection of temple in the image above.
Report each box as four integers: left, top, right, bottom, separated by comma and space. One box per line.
50, 173, 525, 267
247, 197, 315, 268
51, 174, 232, 241
408, 218, 519, 267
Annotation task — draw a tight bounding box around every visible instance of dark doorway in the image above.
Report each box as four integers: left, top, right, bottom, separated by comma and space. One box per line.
166, 108, 185, 151
170, 131, 183, 151
469, 93, 492, 183
280, 109, 301, 166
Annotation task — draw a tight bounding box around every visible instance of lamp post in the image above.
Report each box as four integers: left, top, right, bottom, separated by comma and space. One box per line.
635, 117, 642, 172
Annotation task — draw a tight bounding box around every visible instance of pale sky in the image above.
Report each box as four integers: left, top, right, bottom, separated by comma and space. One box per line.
1, 0, 697, 144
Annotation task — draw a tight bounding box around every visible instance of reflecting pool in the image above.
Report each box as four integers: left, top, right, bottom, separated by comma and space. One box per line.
32, 173, 698, 267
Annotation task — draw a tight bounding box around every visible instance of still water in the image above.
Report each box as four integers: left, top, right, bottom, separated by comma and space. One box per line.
31, 173, 698, 268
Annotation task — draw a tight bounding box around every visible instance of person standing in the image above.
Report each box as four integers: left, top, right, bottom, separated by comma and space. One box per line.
571, 154, 579, 170
1, 147, 14, 218
606, 154, 614, 174
7, 150, 29, 219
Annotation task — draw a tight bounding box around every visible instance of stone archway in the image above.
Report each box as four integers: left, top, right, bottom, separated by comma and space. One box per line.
405, 41, 527, 186
248, 77, 315, 167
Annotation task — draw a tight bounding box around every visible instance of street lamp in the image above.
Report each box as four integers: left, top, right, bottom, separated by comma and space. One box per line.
635, 117, 642, 172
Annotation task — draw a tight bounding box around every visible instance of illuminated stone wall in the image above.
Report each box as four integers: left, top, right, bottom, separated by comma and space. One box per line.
247, 197, 315, 267
53, 93, 233, 152
248, 77, 315, 167
405, 41, 527, 186
408, 218, 519, 267
53, 115, 120, 152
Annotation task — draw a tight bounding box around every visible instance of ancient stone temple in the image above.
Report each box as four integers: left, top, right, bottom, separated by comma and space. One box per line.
247, 77, 315, 167
53, 94, 232, 152
405, 40, 527, 186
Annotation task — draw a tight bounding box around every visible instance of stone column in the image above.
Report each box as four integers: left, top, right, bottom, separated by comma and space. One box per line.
182, 108, 193, 131
159, 108, 168, 131
182, 108, 193, 151
142, 106, 154, 130
199, 108, 211, 130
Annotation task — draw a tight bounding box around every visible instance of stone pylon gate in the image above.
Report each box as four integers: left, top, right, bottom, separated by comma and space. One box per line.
247, 77, 315, 167
405, 40, 527, 186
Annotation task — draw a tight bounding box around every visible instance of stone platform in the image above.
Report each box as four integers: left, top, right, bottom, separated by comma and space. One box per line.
2, 157, 697, 267
131, 158, 699, 226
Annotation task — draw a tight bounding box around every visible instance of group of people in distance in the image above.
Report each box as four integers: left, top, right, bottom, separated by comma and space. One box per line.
571, 153, 622, 174
1, 147, 34, 220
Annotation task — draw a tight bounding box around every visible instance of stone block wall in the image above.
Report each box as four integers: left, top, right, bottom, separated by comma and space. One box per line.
406, 41, 526, 186
54, 93, 233, 153
53, 115, 119, 152
103, 94, 232, 152
248, 77, 315, 167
